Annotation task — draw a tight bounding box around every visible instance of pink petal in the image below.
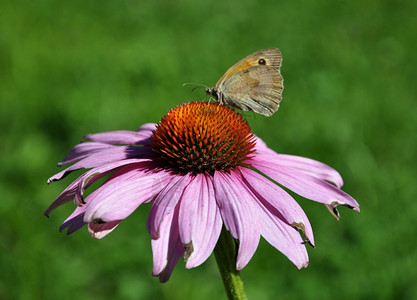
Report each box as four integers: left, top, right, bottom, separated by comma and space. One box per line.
83, 163, 174, 223
83, 130, 152, 145
254, 136, 343, 187
178, 174, 222, 268
151, 212, 174, 275
48, 146, 151, 182
151, 205, 184, 283
45, 174, 82, 217
59, 205, 87, 234
59, 123, 156, 166
251, 158, 359, 211
73, 159, 149, 205
253, 136, 276, 154
213, 171, 260, 270
45, 158, 149, 216
147, 174, 192, 239
239, 167, 315, 246
58, 143, 118, 166
136, 123, 156, 135
258, 206, 309, 269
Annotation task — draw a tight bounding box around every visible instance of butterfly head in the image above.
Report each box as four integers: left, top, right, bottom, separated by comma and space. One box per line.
205, 87, 219, 101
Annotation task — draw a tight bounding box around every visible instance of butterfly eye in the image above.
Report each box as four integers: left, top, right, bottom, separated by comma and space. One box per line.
258, 58, 266, 65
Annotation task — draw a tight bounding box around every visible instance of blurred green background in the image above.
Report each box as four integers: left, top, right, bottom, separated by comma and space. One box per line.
1, 0, 416, 299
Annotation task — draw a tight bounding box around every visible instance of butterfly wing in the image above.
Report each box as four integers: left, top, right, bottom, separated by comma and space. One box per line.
215, 48, 283, 117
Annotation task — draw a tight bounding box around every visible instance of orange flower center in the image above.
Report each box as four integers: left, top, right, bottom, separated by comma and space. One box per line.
151, 102, 256, 175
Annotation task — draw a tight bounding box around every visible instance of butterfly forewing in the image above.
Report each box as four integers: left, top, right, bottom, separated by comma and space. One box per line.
207, 48, 284, 117
216, 48, 282, 87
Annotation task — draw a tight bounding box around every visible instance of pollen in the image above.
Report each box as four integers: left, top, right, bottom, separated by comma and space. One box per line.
151, 102, 256, 175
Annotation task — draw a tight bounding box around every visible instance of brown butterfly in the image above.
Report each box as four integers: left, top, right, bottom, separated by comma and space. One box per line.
205, 48, 284, 117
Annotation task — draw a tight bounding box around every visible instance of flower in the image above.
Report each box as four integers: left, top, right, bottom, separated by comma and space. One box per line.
46, 102, 359, 282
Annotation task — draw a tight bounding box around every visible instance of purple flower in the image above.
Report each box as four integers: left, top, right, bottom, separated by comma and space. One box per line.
46, 102, 359, 282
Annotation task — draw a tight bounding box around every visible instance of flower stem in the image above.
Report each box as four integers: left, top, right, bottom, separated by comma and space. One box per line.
213, 227, 247, 300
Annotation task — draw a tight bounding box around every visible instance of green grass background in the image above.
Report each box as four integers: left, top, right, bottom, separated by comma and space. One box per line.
1, 0, 416, 299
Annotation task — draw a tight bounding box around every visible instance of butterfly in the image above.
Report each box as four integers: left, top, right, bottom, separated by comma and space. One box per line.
205, 48, 284, 117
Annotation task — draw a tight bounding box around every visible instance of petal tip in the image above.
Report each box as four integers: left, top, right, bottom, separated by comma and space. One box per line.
81, 134, 91, 142
183, 241, 194, 262
291, 222, 314, 246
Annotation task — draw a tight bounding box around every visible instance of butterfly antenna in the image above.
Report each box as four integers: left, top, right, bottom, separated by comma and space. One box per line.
182, 82, 209, 93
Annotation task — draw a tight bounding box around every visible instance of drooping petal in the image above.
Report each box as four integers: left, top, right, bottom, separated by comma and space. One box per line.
59, 205, 87, 234
58, 143, 119, 166
83, 130, 152, 145
151, 212, 174, 276
251, 158, 359, 211
258, 205, 309, 269
73, 159, 151, 206
151, 205, 184, 283
239, 167, 314, 246
83, 162, 174, 223
213, 171, 260, 270
48, 146, 151, 182
45, 175, 82, 217
45, 158, 150, 216
254, 136, 343, 188
178, 174, 222, 268
147, 174, 192, 239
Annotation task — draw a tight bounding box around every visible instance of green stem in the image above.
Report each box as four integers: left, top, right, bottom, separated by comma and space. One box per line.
213, 227, 247, 300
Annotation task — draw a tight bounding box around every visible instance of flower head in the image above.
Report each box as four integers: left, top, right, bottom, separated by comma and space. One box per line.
46, 102, 359, 282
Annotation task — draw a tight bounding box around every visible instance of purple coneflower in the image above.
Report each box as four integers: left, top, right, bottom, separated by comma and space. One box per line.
46, 102, 359, 284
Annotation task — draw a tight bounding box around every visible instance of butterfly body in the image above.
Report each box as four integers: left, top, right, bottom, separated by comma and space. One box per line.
205, 48, 284, 117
